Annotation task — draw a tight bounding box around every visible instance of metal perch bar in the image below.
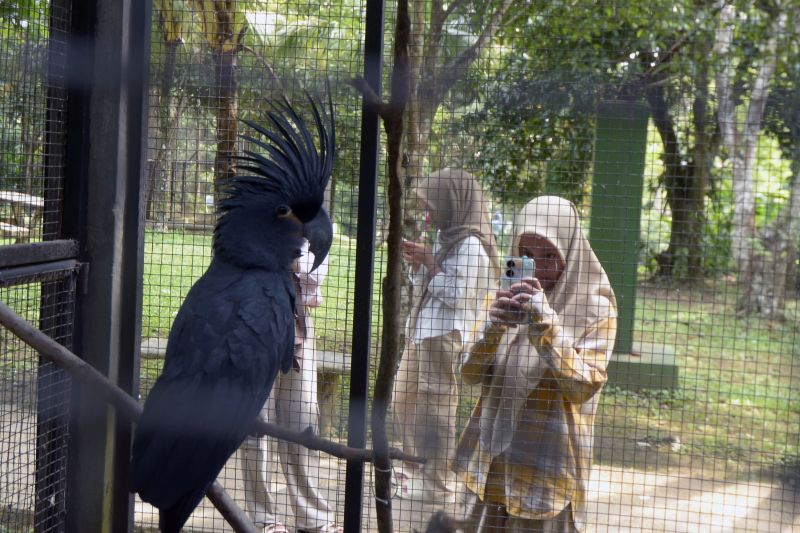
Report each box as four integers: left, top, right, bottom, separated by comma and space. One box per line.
0, 300, 259, 533
0, 300, 424, 532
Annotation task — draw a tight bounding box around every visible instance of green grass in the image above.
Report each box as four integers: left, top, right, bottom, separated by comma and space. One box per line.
0, 228, 792, 484
310, 233, 387, 354
141, 228, 388, 352
139, 228, 387, 431
596, 282, 800, 481
140, 229, 800, 483
142, 229, 213, 338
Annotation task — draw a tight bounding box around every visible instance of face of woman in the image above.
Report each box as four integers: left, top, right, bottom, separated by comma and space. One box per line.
418, 198, 443, 230
518, 233, 565, 291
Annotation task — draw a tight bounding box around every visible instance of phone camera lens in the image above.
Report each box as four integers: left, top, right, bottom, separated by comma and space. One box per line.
506, 269, 515, 277
506, 259, 516, 268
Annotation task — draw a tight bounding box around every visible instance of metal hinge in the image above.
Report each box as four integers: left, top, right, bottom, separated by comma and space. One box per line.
77, 261, 91, 295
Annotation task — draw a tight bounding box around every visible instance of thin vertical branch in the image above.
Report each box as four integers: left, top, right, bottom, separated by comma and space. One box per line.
348, 0, 411, 530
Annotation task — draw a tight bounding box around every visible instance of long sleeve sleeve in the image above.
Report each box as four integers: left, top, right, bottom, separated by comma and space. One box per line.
459, 323, 506, 385
425, 238, 488, 311
411, 236, 493, 343
529, 315, 617, 404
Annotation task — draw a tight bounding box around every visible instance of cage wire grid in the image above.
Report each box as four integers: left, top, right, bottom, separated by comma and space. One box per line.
0, 0, 798, 532
140, 2, 800, 531
0, 0, 67, 246
139, 1, 369, 531
1, 0, 73, 531
1, 275, 76, 533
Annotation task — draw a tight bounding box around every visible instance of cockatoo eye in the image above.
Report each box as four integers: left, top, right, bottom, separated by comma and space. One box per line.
276, 205, 292, 217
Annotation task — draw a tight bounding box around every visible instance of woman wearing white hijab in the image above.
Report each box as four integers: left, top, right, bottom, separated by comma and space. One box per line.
454, 196, 617, 532
393, 168, 501, 504
240, 242, 341, 533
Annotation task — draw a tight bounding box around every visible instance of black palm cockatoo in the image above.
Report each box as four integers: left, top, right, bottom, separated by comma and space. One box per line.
130, 91, 334, 533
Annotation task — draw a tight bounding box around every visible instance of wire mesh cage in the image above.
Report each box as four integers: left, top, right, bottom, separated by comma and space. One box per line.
139, 1, 368, 530
0, 0, 74, 531
0, 270, 76, 533
0, 0, 68, 245
0, 0, 798, 532
140, 2, 799, 532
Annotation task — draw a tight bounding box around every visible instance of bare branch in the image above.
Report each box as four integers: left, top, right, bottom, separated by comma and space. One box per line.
368, 1, 411, 530
0, 299, 425, 532
348, 76, 390, 117
388, 0, 411, 112
250, 422, 424, 464
744, 11, 786, 140
657, 34, 692, 70
432, 0, 515, 101
206, 483, 261, 533
239, 44, 284, 92
0, 299, 424, 464
426, 0, 465, 59
714, 2, 738, 148
451, 0, 515, 69
442, 0, 464, 19
428, 0, 447, 52
642, 1, 731, 80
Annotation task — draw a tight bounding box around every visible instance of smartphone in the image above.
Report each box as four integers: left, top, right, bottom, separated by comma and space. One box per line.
500, 256, 536, 288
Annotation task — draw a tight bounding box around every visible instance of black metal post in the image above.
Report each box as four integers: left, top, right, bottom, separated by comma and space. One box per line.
61, 0, 151, 531
343, 0, 384, 530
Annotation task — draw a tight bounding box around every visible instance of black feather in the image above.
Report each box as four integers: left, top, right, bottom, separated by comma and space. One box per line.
131, 264, 295, 530
226, 88, 334, 216
131, 86, 335, 532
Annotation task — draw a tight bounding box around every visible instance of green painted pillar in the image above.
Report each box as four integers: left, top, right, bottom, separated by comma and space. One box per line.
589, 100, 648, 354
589, 101, 678, 389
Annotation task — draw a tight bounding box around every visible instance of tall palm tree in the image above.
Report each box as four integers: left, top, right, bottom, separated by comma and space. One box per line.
190, 0, 248, 195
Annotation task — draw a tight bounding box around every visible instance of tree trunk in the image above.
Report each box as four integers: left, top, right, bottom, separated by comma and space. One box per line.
213, 48, 238, 196
685, 42, 716, 281
656, 175, 698, 278
403, 0, 434, 238
149, 40, 180, 231
729, 132, 759, 311
403, 0, 515, 238
401, 0, 515, 320
348, 0, 412, 528
786, 159, 800, 300
754, 159, 800, 319
647, 35, 716, 282
714, 4, 785, 314
192, 0, 245, 199
646, 84, 701, 280
353, 5, 517, 528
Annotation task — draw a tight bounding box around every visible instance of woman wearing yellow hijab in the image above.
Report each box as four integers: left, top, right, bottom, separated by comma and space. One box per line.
454, 196, 617, 532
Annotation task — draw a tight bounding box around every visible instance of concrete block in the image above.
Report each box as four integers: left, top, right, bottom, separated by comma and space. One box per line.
607, 341, 679, 390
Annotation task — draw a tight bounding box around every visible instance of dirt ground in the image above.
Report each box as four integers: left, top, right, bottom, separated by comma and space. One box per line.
132, 449, 800, 533
2, 396, 798, 532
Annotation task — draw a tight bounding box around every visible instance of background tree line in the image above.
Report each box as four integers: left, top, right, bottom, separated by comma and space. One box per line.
1, 0, 797, 318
